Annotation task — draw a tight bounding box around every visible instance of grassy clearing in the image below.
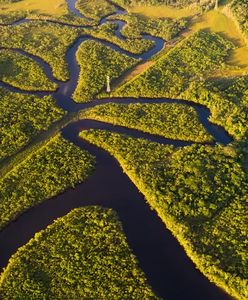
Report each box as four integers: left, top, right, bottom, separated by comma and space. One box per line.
0, 0, 73, 25
128, 4, 199, 18
80, 129, 248, 300
81, 102, 212, 142
0, 0, 91, 26
0, 206, 158, 299
0, 0, 68, 16
0, 134, 95, 230
190, 9, 248, 75
127, 3, 248, 75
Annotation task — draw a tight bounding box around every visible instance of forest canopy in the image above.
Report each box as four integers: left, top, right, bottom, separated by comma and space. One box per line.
0, 207, 158, 299
80, 129, 248, 300
0, 135, 95, 229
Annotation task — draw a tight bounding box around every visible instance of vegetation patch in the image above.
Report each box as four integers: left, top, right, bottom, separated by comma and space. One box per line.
0, 206, 158, 299
109, 12, 188, 40
0, 49, 57, 91
0, 22, 83, 81
80, 129, 248, 300
84, 22, 154, 54
112, 0, 214, 11
114, 30, 234, 98
128, 4, 199, 19
0, 88, 65, 161
181, 76, 248, 140
112, 30, 248, 139
0, 134, 95, 229
76, 0, 116, 21
0, 0, 91, 25
73, 40, 139, 102
190, 8, 248, 75
228, 0, 248, 41
81, 102, 212, 142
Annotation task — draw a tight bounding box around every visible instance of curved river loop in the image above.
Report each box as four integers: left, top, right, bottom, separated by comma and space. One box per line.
0, 0, 233, 299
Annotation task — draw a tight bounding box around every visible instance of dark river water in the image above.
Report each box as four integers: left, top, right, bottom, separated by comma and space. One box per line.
0, 0, 233, 299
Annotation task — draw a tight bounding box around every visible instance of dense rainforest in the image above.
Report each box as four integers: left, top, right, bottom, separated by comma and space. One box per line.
81, 102, 212, 142
0, 0, 247, 299
0, 135, 95, 229
80, 129, 248, 299
73, 40, 139, 102
0, 89, 65, 160
0, 207, 157, 299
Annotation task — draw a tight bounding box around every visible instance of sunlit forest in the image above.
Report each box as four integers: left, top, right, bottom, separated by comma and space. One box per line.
0, 0, 247, 299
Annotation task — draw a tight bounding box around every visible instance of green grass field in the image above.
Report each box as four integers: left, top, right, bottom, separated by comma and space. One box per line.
190, 9, 248, 75
128, 2, 248, 76
0, 0, 68, 17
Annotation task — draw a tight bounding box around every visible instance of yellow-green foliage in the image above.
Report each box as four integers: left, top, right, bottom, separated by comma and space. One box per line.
229, 0, 248, 40
0, 135, 95, 229
128, 4, 199, 18
81, 102, 212, 142
114, 30, 234, 98
76, 0, 116, 21
109, 13, 187, 40
0, 0, 68, 18
0, 10, 25, 24
112, 30, 248, 140
0, 207, 158, 299
84, 22, 154, 54
190, 8, 248, 75
0, 0, 91, 26
73, 40, 139, 102
0, 22, 82, 81
192, 195, 248, 299
112, 0, 212, 9
0, 49, 57, 90
80, 129, 248, 299
181, 77, 248, 140
0, 88, 65, 161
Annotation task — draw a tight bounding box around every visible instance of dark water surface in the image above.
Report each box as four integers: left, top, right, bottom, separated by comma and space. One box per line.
0, 1, 233, 299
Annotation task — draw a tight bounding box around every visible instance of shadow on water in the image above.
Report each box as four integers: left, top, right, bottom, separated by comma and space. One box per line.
0, 0, 233, 299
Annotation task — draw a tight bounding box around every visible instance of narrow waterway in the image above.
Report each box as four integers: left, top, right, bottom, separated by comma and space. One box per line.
0, 0, 233, 299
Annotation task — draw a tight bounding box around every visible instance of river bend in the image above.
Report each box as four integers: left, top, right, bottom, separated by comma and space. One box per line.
0, 0, 233, 299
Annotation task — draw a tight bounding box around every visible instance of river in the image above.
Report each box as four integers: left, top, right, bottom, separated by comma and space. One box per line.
0, 0, 233, 299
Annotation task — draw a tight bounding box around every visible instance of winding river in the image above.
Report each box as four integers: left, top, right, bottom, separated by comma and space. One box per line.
0, 0, 233, 299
